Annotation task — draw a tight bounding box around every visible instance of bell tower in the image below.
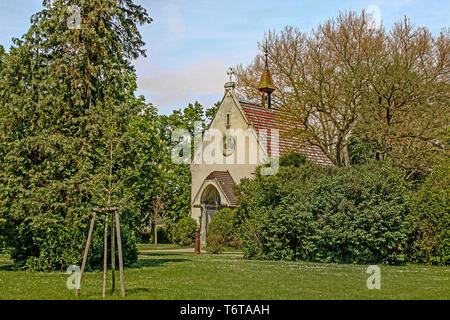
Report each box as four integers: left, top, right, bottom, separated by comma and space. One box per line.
257, 48, 276, 109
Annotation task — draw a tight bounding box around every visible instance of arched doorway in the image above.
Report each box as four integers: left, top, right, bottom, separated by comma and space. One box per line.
200, 184, 222, 240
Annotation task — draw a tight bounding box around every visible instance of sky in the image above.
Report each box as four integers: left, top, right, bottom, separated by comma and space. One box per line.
0, 0, 449, 115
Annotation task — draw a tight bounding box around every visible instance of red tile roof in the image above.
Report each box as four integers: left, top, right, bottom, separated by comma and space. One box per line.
240, 101, 334, 166
205, 170, 237, 207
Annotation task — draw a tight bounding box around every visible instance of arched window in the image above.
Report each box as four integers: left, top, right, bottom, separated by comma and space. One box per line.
200, 184, 221, 207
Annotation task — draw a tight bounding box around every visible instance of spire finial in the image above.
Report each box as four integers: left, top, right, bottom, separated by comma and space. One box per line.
227, 67, 235, 83
264, 43, 269, 71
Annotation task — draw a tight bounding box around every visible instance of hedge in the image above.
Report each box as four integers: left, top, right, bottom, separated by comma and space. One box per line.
238, 155, 413, 265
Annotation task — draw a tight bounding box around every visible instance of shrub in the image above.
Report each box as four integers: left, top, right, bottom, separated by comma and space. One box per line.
407, 164, 449, 265
279, 152, 307, 167
163, 221, 176, 244
3, 208, 138, 271
206, 234, 224, 254
172, 217, 198, 246
153, 226, 171, 244
136, 224, 170, 244
238, 161, 413, 265
136, 226, 152, 243
206, 208, 240, 250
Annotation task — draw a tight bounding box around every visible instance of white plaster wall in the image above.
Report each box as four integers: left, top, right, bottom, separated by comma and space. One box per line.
190, 87, 267, 244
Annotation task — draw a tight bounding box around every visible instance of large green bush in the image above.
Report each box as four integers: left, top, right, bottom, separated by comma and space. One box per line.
407, 164, 449, 265
238, 156, 413, 264
206, 208, 240, 253
172, 217, 198, 246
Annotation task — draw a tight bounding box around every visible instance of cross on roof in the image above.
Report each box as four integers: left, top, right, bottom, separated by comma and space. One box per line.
227, 67, 235, 82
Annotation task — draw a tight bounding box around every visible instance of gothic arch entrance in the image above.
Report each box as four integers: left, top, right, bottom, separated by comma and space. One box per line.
200, 184, 222, 230
192, 171, 237, 245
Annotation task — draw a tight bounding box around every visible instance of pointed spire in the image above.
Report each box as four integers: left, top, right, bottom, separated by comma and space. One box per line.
258, 45, 275, 108
264, 48, 269, 71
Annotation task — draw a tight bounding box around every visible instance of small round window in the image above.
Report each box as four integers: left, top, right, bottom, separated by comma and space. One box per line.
223, 135, 235, 157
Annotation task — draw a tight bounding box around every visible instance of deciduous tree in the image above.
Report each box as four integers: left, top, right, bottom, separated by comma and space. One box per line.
356, 19, 449, 178
235, 11, 449, 175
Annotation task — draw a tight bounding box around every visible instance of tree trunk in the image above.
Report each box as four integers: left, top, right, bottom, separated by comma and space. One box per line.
343, 143, 350, 167
154, 223, 158, 245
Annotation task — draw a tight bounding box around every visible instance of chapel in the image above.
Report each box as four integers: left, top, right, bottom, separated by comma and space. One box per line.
190, 53, 333, 244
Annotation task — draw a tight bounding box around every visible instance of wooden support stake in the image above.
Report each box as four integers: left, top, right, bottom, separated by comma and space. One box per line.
115, 211, 125, 297
102, 215, 108, 298
76, 211, 96, 297
76, 208, 125, 298
111, 211, 116, 293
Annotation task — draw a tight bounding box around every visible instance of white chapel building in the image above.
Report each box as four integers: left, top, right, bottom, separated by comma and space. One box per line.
190, 59, 333, 244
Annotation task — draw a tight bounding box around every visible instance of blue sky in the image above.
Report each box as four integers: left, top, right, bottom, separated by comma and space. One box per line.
0, 0, 449, 114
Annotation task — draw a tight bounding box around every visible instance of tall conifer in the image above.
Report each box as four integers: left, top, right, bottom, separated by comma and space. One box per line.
0, 0, 152, 270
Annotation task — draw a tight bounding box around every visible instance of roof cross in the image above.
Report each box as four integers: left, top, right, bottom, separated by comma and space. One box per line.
227, 67, 235, 82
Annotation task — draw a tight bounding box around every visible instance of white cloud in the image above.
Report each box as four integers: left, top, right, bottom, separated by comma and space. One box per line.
134, 58, 228, 109
372, 0, 415, 4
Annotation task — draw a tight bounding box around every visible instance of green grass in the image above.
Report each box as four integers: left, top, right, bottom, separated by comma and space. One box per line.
0, 252, 449, 300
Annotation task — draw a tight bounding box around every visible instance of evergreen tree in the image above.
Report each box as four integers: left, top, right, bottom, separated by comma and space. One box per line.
0, 0, 152, 270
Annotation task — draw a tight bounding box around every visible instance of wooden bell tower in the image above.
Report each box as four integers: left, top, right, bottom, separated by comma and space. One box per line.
257, 48, 276, 109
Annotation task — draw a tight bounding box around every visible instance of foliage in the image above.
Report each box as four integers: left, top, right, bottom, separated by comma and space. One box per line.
158, 102, 205, 146
0, 45, 4, 71
347, 136, 379, 166
237, 157, 413, 264
136, 226, 152, 243
407, 163, 450, 265
137, 225, 170, 244
0, 0, 152, 270
206, 208, 240, 253
124, 106, 167, 227
235, 11, 449, 175
279, 152, 308, 167
206, 234, 224, 254
354, 20, 449, 179
205, 101, 221, 124
152, 226, 171, 244
236, 12, 382, 167
137, 101, 220, 234
172, 217, 198, 247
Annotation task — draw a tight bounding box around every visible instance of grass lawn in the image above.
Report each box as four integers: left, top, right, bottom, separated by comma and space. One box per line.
0, 251, 449, 300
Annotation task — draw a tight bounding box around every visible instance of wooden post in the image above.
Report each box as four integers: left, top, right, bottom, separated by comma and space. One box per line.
115, 210, 125, 297
110, 211, 115, 293
76, 211, 96, 297
102, 215, 108, 298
